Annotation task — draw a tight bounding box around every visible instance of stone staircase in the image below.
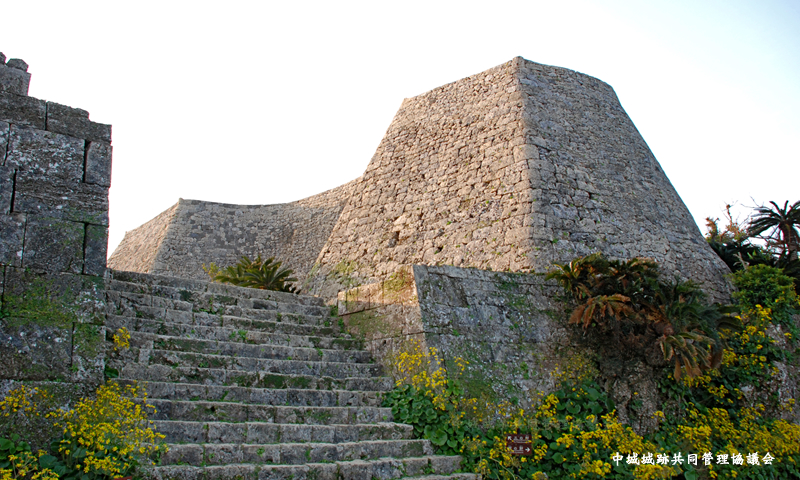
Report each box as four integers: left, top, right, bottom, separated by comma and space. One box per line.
104, 270, 477, 480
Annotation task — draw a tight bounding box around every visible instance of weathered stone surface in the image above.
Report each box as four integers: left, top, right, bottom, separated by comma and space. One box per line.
0, 121, 9, 161
0, 214, 25, 267
305, 57, 731, 300
22, 216, 84, 274
83, 224, 108, 275
85, 141, 112, 186
0, 166, 13, 214
337, 263, 668, 433
0, 57, 110, 449
6, 125, 84, 181
0, 53, 5, 64
0, 92, 46, 129
0, 63, 31, 96
13, 176, 109, 225
5, 59, 28, 72
46, 102, 111, 143
3, 268, 105, 325
109, 180, 359, 284
108, 202, 179, 273
0, 323, 72, 380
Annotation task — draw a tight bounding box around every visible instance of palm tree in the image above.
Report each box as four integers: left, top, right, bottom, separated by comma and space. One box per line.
748, 201, 800, 260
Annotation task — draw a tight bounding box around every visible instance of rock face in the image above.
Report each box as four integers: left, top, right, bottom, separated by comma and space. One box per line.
110, 57, 730, 301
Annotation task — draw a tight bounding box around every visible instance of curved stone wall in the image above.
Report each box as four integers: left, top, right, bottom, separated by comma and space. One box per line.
109, 180, 358, 287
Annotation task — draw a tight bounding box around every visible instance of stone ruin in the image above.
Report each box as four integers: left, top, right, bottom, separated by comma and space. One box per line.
110, 56, 730, 302
105, 57, 755, 429
10, 55, 791, 456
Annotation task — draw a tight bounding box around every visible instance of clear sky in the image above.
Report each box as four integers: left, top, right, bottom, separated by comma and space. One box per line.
2, 0, 798, 256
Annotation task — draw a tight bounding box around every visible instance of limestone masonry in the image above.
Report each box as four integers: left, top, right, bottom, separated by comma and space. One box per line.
111, 57, 730, 301
0, 52, 111, 400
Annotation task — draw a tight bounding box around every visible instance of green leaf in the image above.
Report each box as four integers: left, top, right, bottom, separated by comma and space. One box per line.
553, 452, 565, 463
585, 387, 600, 401
425, 425, 448, 446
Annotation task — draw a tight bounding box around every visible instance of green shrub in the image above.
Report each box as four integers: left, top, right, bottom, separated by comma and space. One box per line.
731, 264, 799, 327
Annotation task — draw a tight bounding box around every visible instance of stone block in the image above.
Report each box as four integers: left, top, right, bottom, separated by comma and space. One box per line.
85, 141, 112, 186
0, 214, 25, 267
22, 216, 84, 274
0, 92, 46, 129
0, 166, 12, 214
5, 59, 28, 72
6, 125, 84, 181
46, 102, 111, 143
0, 121, 8, 161
83, 224, 108, 275
3, 268, 105, 325
0, 323, 72, 380
13, 176, 109, 225
0, 63, 31, 96
70, 322, 105, 383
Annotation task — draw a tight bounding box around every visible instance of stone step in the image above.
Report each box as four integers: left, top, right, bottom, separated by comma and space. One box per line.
106, 290, 331, 325
108, 316, 358, 350
119, 364, 390, 391
161, 440, 433, 467
154, 420, 414, 444
120, 381, 386, 407
146, 399, 392, 424
106, 270, 328, 309
148, 454, 473, 480
119, 333, 372, 363
109, 309, 345, 338
108, 271, 328, 308
142, 350, 382, 378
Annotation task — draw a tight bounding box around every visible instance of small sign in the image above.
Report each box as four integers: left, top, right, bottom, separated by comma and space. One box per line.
506, 432, 532, 455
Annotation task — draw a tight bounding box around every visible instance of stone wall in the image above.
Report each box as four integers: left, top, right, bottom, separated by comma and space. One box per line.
308, 57, 730, 301
107, 202, 179, 274
0, 53, 111, 443
337, 266, 572, 413
308, 59, 535, 298
411, 265, 662, 433
339, 265, 799, 433
110, 56, 730, 302
109, 180, 359, 289
515, 60, 730, 300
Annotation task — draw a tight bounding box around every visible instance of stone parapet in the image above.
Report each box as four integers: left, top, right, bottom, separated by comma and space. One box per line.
0, 56, 31, 96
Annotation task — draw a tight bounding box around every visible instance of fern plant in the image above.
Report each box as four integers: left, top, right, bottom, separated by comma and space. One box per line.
547, 253, 738, 379
212, 255, 298, 293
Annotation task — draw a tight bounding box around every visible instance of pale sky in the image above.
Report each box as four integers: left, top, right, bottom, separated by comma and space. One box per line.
2, 0, 798, 256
